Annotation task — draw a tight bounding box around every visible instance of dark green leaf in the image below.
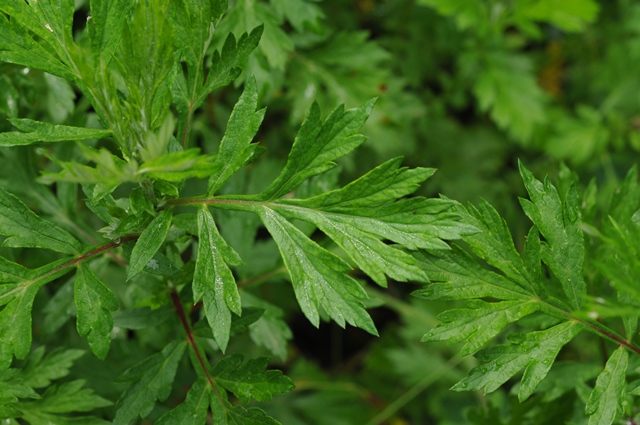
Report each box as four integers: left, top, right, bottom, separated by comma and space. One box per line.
452, 321, 583, 401
156, 380, 210, 425
213, 354, 294, 403
114, 340, 187, 425
585, 347, 628, 425
0, 187, 82, 254
74, 264, 119, 359
258, 206, 377, 335
519, 161, 585, 309
128, 209, 173, 280
19, 346, 85, 388
208, 77, 265, 195
194, 207, 242, 352
257, 99, 376, 201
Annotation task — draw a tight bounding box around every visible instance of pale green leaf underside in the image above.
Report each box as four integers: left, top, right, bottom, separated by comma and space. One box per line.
0, 118, 111, 146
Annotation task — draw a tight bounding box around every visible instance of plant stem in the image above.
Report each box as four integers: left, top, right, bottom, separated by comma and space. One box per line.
169, 288, 216, 389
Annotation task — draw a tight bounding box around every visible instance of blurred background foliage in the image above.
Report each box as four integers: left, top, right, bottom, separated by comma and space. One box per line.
1, 0, 640, 423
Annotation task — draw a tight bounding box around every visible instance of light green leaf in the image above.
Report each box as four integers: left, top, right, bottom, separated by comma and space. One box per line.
156, 380, 210, 425
195, 207, 242, 352
0, 187, 82, 254
127, 209, 173, 280
472, 53, 546, 142
257, 99, 376, 200
422, 299, 540, 356
74, 264, 119, 359
88, 0, 135, 66
418, 0, 487, 30
516, 0, 600, 32
586, 347, 628, 425
0, 118, 111, 146
138, 149, 216, 181
213, 354, 294, 403
258, 206, 377, 335
519, 161, 585, 309
270, 0, 324, 32
208, 77, 265, 195
114, 340, 187, 425
452, 321, 583, 401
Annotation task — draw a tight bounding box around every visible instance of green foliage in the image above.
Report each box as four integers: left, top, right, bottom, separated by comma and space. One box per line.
2, 0, 640, 424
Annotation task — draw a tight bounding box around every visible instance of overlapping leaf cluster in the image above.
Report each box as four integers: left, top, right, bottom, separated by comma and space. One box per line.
0, 0, 473, 423
413, 162, 640, 424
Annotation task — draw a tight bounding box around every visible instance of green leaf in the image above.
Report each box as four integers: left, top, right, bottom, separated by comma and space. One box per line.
114, 340, 187, 425
88, 0, 135, 66
0, 7, 74, 80
272, 158, 474, 286
257, 99, 376, 200
585, 347, 628, 425
460, 200, 545, 296
0, 259, 76, 368
19, 346, 85, 388
418, 0, 487, 30
155, 380, 210, 425
210, 400, 282, 425
195, 206, 242, 352
112, 306, 173, 330
271, 0, 324, 32
516, 0, 600, 32
208, 77, 265, 195
138, 149, 216, 181
258, 206, 377, 335
202, 25, 264, 97
213, 354, 294, 403
0, 282, 42, 369
0, 187, 82, 254
243, 292, 292, 361
128, 209, 173, 280
217, 0, 291, 71
452, 322, 583, 401
0, 118, 111, 147
422, 299, 540, 356
518, 161, 585, 310
18, 379, 112, 414
74, 264, 119, 359
412, 248, 532, 302
472, 53, 546, 142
